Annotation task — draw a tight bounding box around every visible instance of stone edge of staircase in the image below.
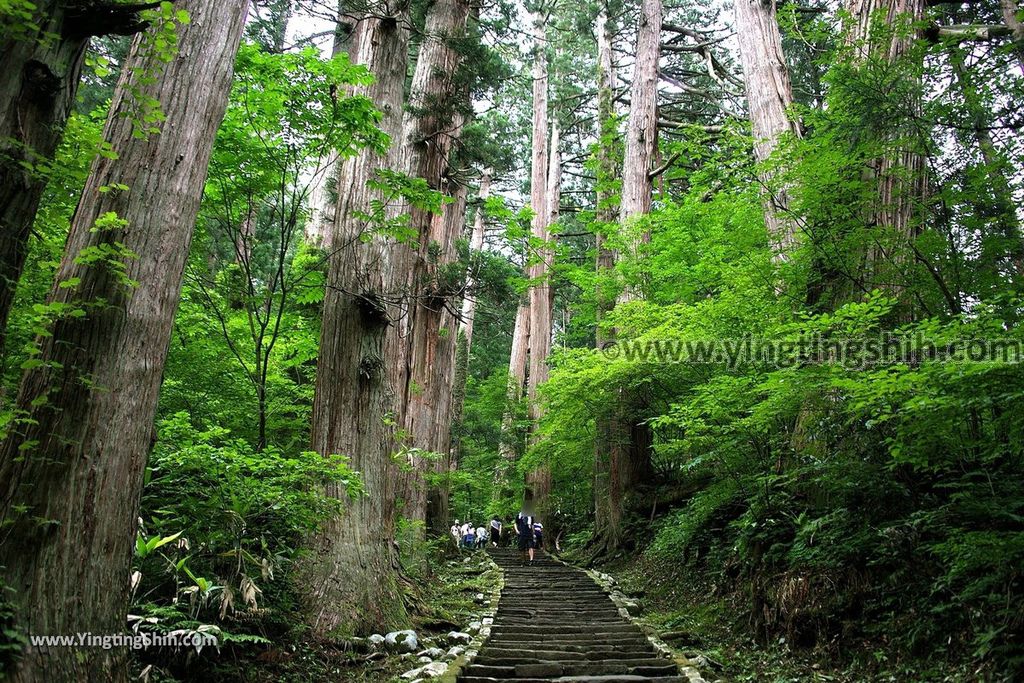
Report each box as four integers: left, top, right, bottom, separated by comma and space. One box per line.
433, 551, 505, 683
564, 558, 709, 683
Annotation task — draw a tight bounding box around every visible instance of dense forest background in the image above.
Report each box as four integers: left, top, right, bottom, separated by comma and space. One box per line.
1, 0, 1023, 681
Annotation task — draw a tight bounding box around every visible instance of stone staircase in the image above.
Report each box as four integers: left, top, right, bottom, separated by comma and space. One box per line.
457, 548, 688, 683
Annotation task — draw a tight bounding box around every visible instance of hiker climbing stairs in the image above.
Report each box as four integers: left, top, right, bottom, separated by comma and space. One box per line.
458, 548, 687, 683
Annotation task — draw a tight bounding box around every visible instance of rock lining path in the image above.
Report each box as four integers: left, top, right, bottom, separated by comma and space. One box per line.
456, 548, 691, 683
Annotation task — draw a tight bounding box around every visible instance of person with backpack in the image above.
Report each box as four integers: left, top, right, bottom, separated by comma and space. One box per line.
489, 516, 502, 547
514, 511, 536, 564
460, 520, 475, 549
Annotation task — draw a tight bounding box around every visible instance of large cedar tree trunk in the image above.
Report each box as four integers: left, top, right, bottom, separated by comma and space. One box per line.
450, 171, 492, 469
0, 1, 155, 361
304, 2, 363, 248
497, 298, 530, 486
593, 4, 621, 542
733, 0, 802, 258
846, 0, 927, 298
423, 180, 469, 532
459, 170, 492, 348
302, 7, 412, 635
598, 0, 661, 551
524, 11, 554, 515
0, 2, 248, 680
394, 0, 473, 534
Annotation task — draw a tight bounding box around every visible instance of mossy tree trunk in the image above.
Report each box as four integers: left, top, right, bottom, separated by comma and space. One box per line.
303, 6, 413, 636
0, 2, 248, 679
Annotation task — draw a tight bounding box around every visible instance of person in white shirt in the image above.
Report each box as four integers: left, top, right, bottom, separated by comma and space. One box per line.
475, 525, 487, 549
450, 520, 461, 547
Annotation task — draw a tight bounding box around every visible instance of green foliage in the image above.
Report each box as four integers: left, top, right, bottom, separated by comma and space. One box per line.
1, 110, 105, 396
133, 413, 362, 639
0, 576, 28, 676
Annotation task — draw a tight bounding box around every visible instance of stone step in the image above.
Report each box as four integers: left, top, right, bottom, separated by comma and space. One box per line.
484, 637, 653, 648
497, 604, 615, 611
490, 626, 643, 636
477, 648, 662, 662
459, 678, 688, 683
465, 662, 680, 678
475, 656, 671, 668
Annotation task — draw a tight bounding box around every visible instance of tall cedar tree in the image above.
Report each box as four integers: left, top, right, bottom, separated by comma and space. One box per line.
845, 0, 927, 303
524, 9, 554, 517
303, 6, 413, 635
394, 0, 474, 534
0, 1, 249, 679
593, 3, 621, 545
598, 0, 661, 551
733, 0, 802, 258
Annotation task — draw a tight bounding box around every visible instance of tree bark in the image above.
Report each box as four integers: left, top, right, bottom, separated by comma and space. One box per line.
449, 171, 492, 476
0, 2, 248, 680
393, 0, 473, 534
1002, 0, 1024, 74
304, 2, 363, 249
301, 6, 412, 636
459, 170, 492, 348
594, 6, 619, 325
599, 0, 661, 551
0, 1, 155, 364
423, 180, 469, 533
497, 298, 530, 475
525, 11, 553, 517
733, 0, 802, 258
593, 5, 620, 540
846, 0, 927, 296
617, 0, 661, 301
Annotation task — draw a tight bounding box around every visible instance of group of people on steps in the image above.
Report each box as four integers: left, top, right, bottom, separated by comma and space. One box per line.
450, 511, 544, 563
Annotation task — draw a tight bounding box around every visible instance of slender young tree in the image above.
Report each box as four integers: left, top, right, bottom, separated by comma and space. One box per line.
1002, 0, 1024, 73
0, 1, 159, 361
733, 0, 802, 257
303, 4, 413, 635
0, 2, 249, 679
948, 48, 1024, 279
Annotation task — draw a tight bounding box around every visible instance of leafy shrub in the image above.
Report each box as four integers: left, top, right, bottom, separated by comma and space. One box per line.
132, 413, 361, 640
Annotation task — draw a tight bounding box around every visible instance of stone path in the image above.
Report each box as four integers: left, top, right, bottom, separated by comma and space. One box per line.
456, 548, 688, 683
